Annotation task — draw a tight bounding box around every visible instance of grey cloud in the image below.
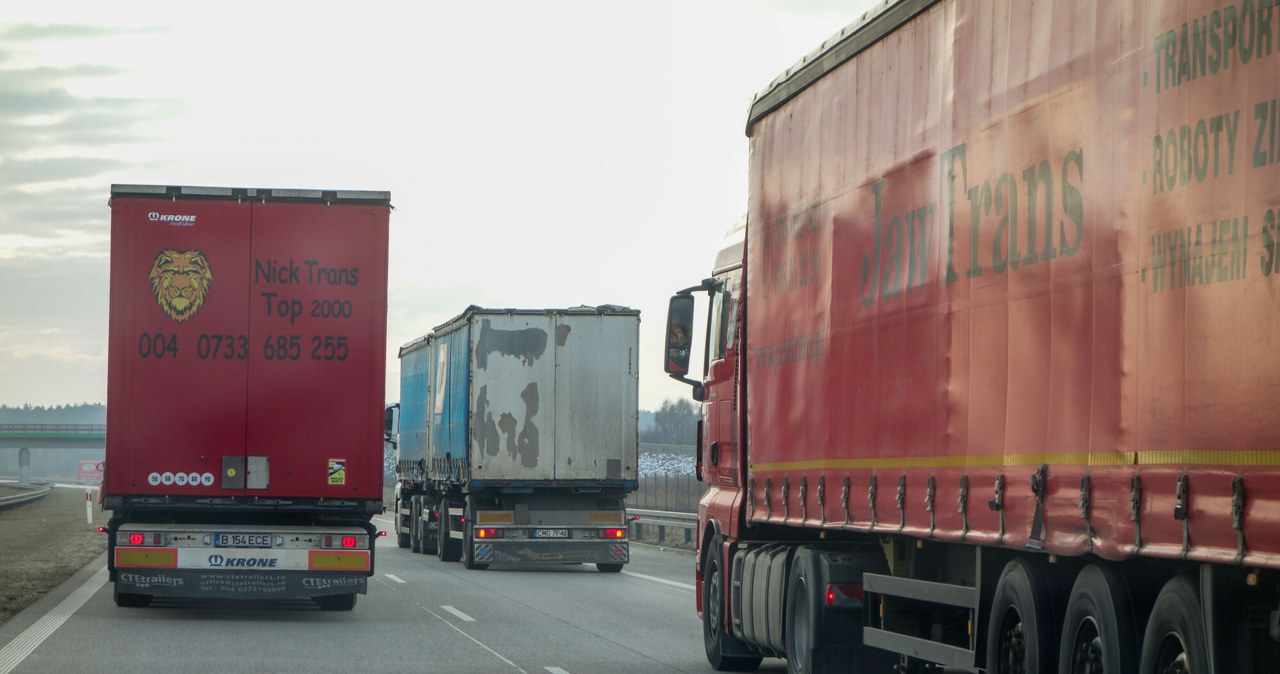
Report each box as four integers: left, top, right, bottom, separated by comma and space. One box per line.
0, 26, 184, 157
0, 64, 123, 93
0, 157, 128, 188
0, 24, 166, 42
0, 97, 184, 154
0, 183, 109, 238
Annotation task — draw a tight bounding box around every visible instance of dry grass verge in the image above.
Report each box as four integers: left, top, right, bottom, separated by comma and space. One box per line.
0, 486, 109, 626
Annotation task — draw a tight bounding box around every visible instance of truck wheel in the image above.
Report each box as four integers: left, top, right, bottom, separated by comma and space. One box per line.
703, 535, 762, 672
1138, 575, 1207, 674
438, 499, 462, 562
113, 585, 151, 608
785, 549, 822, 673
420, 505, 438, 555
410, 496, 422, 553
315, 593, 357, 611
596, 563, 624, 573
1059, 564, 1138, 674
783, 547, 888, 673
986, 558, 1060, 674
395, 496, 410, 548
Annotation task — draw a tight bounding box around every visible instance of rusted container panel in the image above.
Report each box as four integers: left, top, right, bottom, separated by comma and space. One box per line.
426, 306, 639, 485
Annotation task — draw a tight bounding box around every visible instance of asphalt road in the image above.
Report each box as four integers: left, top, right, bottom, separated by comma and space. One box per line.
0, 515, 790, 674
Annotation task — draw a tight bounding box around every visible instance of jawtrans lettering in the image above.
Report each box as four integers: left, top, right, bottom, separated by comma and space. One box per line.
859, 144, 1084, 307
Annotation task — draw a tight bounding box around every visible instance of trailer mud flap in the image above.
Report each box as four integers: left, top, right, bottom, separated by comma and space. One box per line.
474, 541, 628, 565
115, 569, 367, 599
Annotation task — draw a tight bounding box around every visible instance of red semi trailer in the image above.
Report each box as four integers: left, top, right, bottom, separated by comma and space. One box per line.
666, 1, 1280, 671
104, 184, 390, 610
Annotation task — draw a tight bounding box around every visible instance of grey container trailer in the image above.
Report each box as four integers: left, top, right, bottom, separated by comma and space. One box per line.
393, 305, 639, 571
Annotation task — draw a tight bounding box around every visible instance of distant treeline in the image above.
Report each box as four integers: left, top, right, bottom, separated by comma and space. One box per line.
0, 403, 106, 424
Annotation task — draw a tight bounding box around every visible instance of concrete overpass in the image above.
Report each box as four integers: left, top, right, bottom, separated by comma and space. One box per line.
0, 424, 105, 485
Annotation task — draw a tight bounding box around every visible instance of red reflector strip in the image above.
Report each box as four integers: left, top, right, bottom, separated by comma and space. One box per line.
116, 548, 178, 568
309, 550, 370, 571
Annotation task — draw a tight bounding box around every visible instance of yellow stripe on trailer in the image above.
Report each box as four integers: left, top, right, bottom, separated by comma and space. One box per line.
116, 548, 178, 568
588, 511, 623, 524
308, 550, 370, 571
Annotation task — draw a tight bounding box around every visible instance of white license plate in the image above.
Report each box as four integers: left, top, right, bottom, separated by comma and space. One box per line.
532, 528, 569, 539
215, 533, 272, 548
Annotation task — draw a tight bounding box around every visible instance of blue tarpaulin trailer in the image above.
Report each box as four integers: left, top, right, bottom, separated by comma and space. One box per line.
393, 305, 639, 571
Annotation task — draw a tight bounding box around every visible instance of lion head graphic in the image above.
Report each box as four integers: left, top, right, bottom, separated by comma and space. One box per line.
148, 249, 213, 322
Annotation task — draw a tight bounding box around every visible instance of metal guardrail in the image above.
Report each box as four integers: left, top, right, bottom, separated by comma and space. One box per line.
629, 508, 697, 528
628, 508, 697, 545
0, 484, 52, 509
0, 424, 106, 434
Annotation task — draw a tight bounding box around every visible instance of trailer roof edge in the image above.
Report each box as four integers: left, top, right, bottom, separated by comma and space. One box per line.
745, 0, 939, 137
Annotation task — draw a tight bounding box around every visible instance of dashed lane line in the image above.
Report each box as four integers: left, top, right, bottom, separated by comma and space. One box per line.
441, 605, 477, 622
621, 569, 695, 591
0, 566, 107, 674
420, 605, 527, 673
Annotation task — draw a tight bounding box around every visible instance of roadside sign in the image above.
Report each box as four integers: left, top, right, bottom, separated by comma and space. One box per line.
79, 460, 103, 484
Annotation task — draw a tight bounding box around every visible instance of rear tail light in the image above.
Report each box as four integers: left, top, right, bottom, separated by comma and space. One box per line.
474, 528, 500, 539
120, 531, 165, 546
600, 528, 627, 539
322, 534, 369, 549
825, 583, 864, 609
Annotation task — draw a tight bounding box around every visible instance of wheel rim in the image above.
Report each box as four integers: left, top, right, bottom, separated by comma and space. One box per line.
1152, 632, 1190, 674
707, 557, 723, 640
789, 581, 811, 672
996, 606, 1028, 674
1068, 616, 1104, 674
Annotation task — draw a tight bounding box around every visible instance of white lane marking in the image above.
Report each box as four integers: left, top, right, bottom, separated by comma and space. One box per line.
371, 516, 393, 526
421, 605, 526, 673
0, 566, 107, 674
384, 574, 407, 584
441, 605, 476, 622
621, 570, 695, 591
545, 668, 572, 674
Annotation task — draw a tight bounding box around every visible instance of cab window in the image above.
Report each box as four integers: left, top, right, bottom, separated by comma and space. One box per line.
708, 275, 738, 362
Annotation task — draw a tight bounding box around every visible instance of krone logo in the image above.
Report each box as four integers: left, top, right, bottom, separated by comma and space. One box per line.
149, 249, 212, 323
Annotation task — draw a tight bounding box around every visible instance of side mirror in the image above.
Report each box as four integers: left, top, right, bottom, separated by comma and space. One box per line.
664, 295, 695, 376
384, 404, 399, 436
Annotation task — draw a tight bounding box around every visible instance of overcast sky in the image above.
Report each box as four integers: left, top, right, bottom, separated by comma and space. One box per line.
0, 0, 879, 411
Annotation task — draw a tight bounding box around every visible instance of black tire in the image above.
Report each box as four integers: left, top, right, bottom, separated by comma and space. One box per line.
438, 499, 462, 562
1059, 564, 1139, 674
986, 557, 1061, 674
420, 503, 438, 555
113, 585, 151, 608
785, 549, 821, 674
315, 593, 357, 611
597, 563, 624, 573
1139, 575, 1208, 674
395, 496, 410, 548
409, 496, 422, 553
784, 548, 890, 674
702, 535, 762, 672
